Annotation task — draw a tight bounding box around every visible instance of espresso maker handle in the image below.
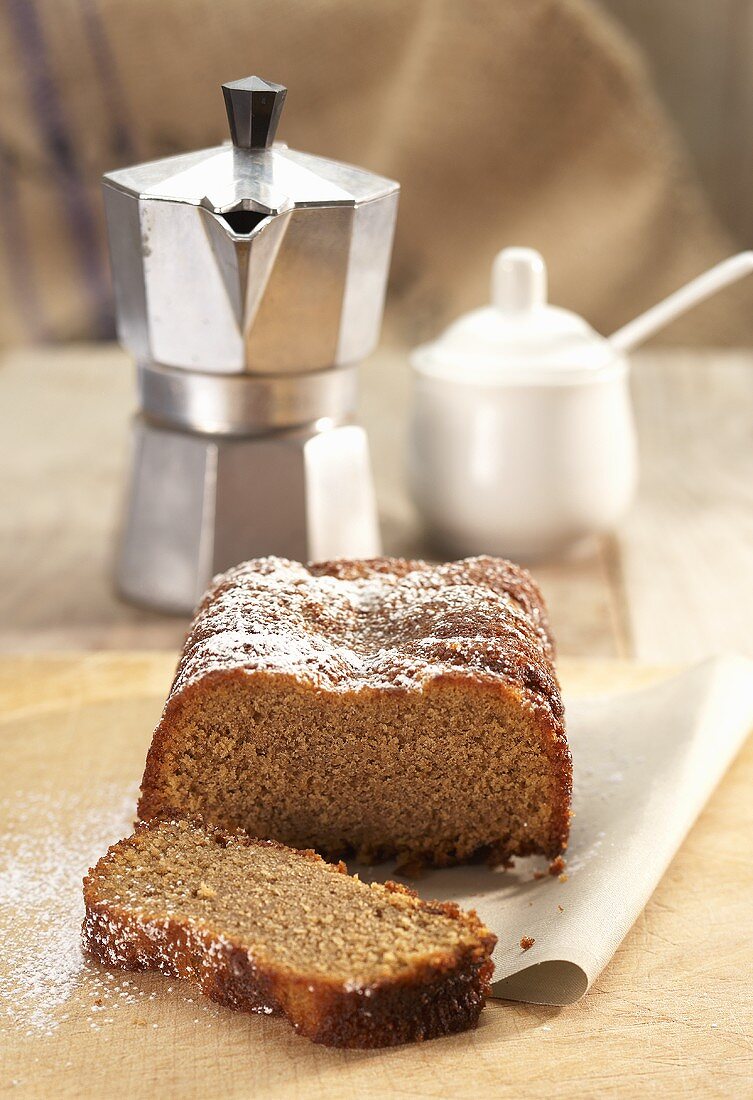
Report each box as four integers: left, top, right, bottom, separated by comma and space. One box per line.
221, 75, 288, 150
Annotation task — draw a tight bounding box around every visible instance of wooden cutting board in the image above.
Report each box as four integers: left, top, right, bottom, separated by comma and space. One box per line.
0, 654, 751, 1100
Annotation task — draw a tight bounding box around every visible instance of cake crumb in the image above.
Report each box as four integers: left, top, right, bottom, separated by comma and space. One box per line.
557, 905, 564, 912
195, 882, 216, 900
548, 856, 566, 876
532, 870, 546, 880
520, 936, 535, 951
558, 873, 569, 883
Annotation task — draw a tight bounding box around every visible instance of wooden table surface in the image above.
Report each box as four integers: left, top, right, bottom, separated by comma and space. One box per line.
1, 344, 752, 662
1, 654, 752, 1100
1, 345, 752, 1098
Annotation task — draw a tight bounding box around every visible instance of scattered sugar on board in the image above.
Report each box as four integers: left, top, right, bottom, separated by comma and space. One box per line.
0, 784, 131, 1034
0, 783, 218, 1036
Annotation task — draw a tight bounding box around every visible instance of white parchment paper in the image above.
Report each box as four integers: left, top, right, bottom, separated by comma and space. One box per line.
356, 656, 753, 1005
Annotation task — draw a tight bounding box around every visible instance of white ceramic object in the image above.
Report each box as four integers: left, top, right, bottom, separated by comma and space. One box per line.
409, 248, 637, 559
409, 247, 753, 560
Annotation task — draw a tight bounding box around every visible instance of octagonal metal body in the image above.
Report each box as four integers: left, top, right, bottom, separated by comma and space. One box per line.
103, 144, 399, 376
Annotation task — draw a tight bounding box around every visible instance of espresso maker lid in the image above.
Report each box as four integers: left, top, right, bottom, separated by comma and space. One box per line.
102, 76, 400, 376
104, 75, 396, 217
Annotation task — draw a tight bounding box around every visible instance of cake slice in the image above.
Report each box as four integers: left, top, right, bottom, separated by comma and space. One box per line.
82, 819, 496, 1048
138, 556, 571, 866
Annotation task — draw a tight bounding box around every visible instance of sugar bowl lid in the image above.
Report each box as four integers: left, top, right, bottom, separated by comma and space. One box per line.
103, 75, 398, 217
412, 248, 622, 385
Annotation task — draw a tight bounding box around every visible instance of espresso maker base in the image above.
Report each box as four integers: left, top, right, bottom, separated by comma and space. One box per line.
116, 417, 381, 615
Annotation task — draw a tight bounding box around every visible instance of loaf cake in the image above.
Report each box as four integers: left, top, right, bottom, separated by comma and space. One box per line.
82, 819, 496, 1047
138, 556, 571, 866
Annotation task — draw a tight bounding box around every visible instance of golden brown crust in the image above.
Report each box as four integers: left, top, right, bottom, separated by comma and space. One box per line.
307, 555, 557, 660
82, 822, 496, 1049
162, 554, 561, 702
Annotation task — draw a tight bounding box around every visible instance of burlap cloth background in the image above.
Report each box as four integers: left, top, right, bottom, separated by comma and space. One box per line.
1, 0, 751, 348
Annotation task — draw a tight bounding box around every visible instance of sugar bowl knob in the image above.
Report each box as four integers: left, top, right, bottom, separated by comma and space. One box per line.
492, 247, 548, 314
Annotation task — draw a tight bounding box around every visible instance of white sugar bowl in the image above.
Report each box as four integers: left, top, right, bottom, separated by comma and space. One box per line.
408, 248, 638, 560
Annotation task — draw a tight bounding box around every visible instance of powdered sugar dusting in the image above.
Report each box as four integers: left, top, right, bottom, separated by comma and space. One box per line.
169, 556, 560, 712
0, 783, 135, 1035
0, 784, 224, 1039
